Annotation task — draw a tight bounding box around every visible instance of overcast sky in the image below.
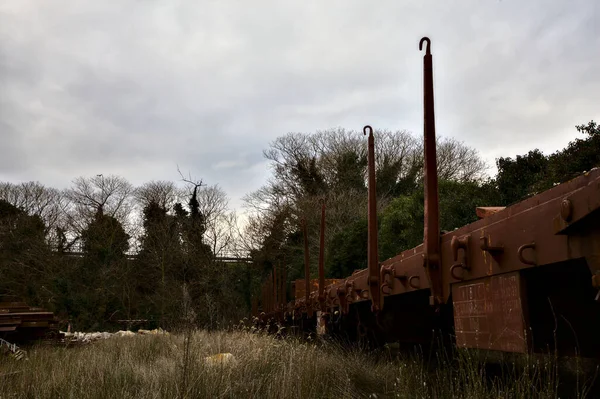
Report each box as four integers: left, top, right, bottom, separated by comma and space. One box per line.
1, 0, 598, 214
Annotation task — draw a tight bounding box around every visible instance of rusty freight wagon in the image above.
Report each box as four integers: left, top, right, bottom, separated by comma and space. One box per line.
253, 37, 600, 359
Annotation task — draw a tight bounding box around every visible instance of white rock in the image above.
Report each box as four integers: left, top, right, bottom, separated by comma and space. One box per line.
138, 328, 169, 335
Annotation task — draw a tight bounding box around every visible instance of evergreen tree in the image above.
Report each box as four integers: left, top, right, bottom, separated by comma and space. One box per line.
495, 149, 550, 204
81, 208, 129, 265
549, 120, 600, 183
0, 200, 50, 303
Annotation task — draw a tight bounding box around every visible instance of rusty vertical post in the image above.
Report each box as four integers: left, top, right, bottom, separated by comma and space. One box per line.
278, 262, 282, 311
264, 275, 268, 313
266, 281, 270, 313
420, 37, 442, 306
365, 125, 382, 313
280, 263, 286, 311
251, 295, 258, 317
273, 264, 278, 312
265, 274, 270, 313
261, 284, 264, 313
270, 272, 274, 313
302, 218, 313, 317
268, 272, 273, 313
318, 199, 326, 312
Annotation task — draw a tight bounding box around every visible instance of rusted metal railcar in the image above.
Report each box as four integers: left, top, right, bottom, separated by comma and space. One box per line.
254, 37, 600, 359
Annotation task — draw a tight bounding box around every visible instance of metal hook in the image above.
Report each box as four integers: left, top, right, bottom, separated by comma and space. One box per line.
517, 243, 536, 266
450, 263, 469, 281
408, 275, 420, 290
363, 125, 373, 136
419, 37, 431, 55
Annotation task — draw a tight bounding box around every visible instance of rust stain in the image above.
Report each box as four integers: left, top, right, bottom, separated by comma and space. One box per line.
453, 272, 527, 353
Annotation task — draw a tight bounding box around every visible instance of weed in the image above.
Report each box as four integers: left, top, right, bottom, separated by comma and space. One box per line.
0, 331, 596, 398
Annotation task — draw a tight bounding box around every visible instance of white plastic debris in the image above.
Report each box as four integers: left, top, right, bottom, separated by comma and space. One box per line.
115, 330, 136, 337
0, 338, 27, 361
60, 328, 169, 343
138, 328, 169, 335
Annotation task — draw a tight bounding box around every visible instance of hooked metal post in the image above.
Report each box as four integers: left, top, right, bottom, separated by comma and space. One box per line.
365, 125, 382, 313
269, 272, 274, 313
419, 37, 443, 305
270, 272, 274, 313
302, 218, 313, 317
261, 283, 266, 314
265, 272, 270, 313
251, 295, 258, 317
279, 262, 285, 313
261, 277, 265, 313
318, 199, 326, 312
285, 266, 288, 310
273, 263, 278, 313
420, 37, 442, 306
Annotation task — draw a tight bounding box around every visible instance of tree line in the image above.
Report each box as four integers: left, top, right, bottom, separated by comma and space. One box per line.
1, 120, 597, 329
0, 176, 247, 331
243, 121, 600, 298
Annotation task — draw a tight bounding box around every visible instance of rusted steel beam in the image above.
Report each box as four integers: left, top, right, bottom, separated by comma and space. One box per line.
364, 125, 382, 313
318, 199, 326, 312
476, 207, 506, 219
0, 299, 59, 343
302, 218, 313, 317
420, 37, 442, 306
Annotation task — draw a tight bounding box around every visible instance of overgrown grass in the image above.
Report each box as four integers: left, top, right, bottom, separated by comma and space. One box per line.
0, 330, 596, 398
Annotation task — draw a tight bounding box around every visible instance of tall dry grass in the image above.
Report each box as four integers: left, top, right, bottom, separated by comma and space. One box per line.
0, 330, 596, 398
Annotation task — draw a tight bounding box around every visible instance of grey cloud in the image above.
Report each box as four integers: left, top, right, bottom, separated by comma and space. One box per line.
1, 0, 598, 212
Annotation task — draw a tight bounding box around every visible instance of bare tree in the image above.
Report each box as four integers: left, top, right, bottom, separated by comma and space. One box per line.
134, 180, 181, 210
0, 182, 65, 232
63, 175, 135, 249
176, 169, 240, 258
66, 175, 134, 217
195, 185, 237, 257
435, 137, 489, 181
195, 185, 227, 223
243, 128, 489, 274
205, 209, 238, 257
